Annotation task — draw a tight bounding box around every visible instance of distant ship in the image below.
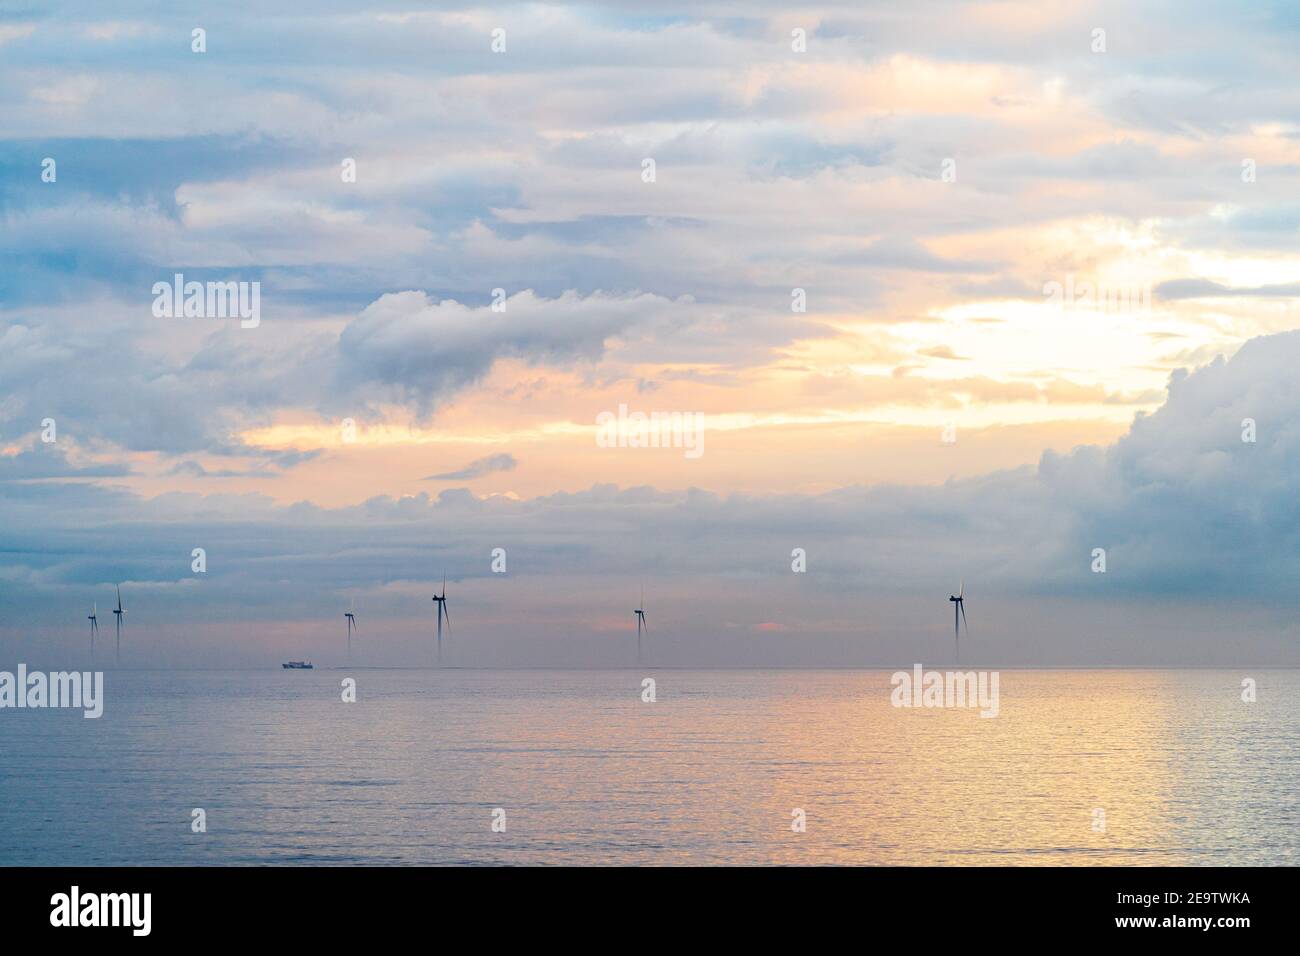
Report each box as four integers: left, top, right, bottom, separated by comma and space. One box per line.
281, 661, 313, 669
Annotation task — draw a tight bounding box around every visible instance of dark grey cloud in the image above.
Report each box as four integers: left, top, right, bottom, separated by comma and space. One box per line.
0, 284, 815, 462
0, 444, 129, 480
337, 289, 696, 412
424, 453, 517, 481
0, 306, 336, 455
164, 449, 324, 480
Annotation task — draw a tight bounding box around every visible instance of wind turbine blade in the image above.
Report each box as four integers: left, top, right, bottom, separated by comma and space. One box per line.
442, 602, 450, 632
959, 601, 968, 631
642, 613, 647, 633
959, 578, 964, 600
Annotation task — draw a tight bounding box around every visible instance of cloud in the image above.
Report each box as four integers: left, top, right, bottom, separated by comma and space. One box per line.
835, 238, 998, 275
424, 453, 518, 481
0, 443, 129, 480
0, 305, 337, 455
0, 24, 35, 46
918, 345, 970, 361
163, 445, 325, 479
2, 328, 1300, 665
1157, 278, 1300, 300
337, 289, 690, 412
3, 0, 1300, 667
4, 0, 1298, 464
166, 460, 258, 479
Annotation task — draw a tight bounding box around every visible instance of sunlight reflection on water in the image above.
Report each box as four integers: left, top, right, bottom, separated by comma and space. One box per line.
1, 669, 1295, 865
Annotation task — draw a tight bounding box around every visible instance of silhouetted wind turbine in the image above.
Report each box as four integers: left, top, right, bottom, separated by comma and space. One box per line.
112, 585, 125, 662
634, 587, 647, 665
948, 579, 967, 662
88, 603, 99, 661
432, 574, 450, 664
344, 598, 357, 662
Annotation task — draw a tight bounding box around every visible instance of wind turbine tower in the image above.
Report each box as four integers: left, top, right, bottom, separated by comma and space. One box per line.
634, 587, 647, 666
432, 574, 450, 664
948, 580, 967, 663
112, 585, 126, 662
88, 603, 99, 661
344, 598, 357, 662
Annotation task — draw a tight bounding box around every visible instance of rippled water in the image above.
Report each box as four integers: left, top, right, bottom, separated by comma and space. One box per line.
1, 669, 1295, 865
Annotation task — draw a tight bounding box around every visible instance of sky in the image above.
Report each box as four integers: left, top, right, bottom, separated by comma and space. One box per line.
2, 1, 1300, 666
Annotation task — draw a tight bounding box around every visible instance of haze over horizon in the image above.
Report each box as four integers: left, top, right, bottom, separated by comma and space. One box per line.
4, 2, 1300, 666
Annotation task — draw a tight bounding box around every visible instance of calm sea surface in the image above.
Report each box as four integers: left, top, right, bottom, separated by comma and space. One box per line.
1, 669, 1295, 865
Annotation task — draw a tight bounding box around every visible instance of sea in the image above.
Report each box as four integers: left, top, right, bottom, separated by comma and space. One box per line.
1, 668, 1295, 865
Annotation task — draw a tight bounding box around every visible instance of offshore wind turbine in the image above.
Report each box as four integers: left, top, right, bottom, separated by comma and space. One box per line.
344, 598, 357, 663
87, 603, 99, 662
432, 574, 450, 664
948, 579, 967, 662
634, 587, 647, 665
112, 585, 125, 662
